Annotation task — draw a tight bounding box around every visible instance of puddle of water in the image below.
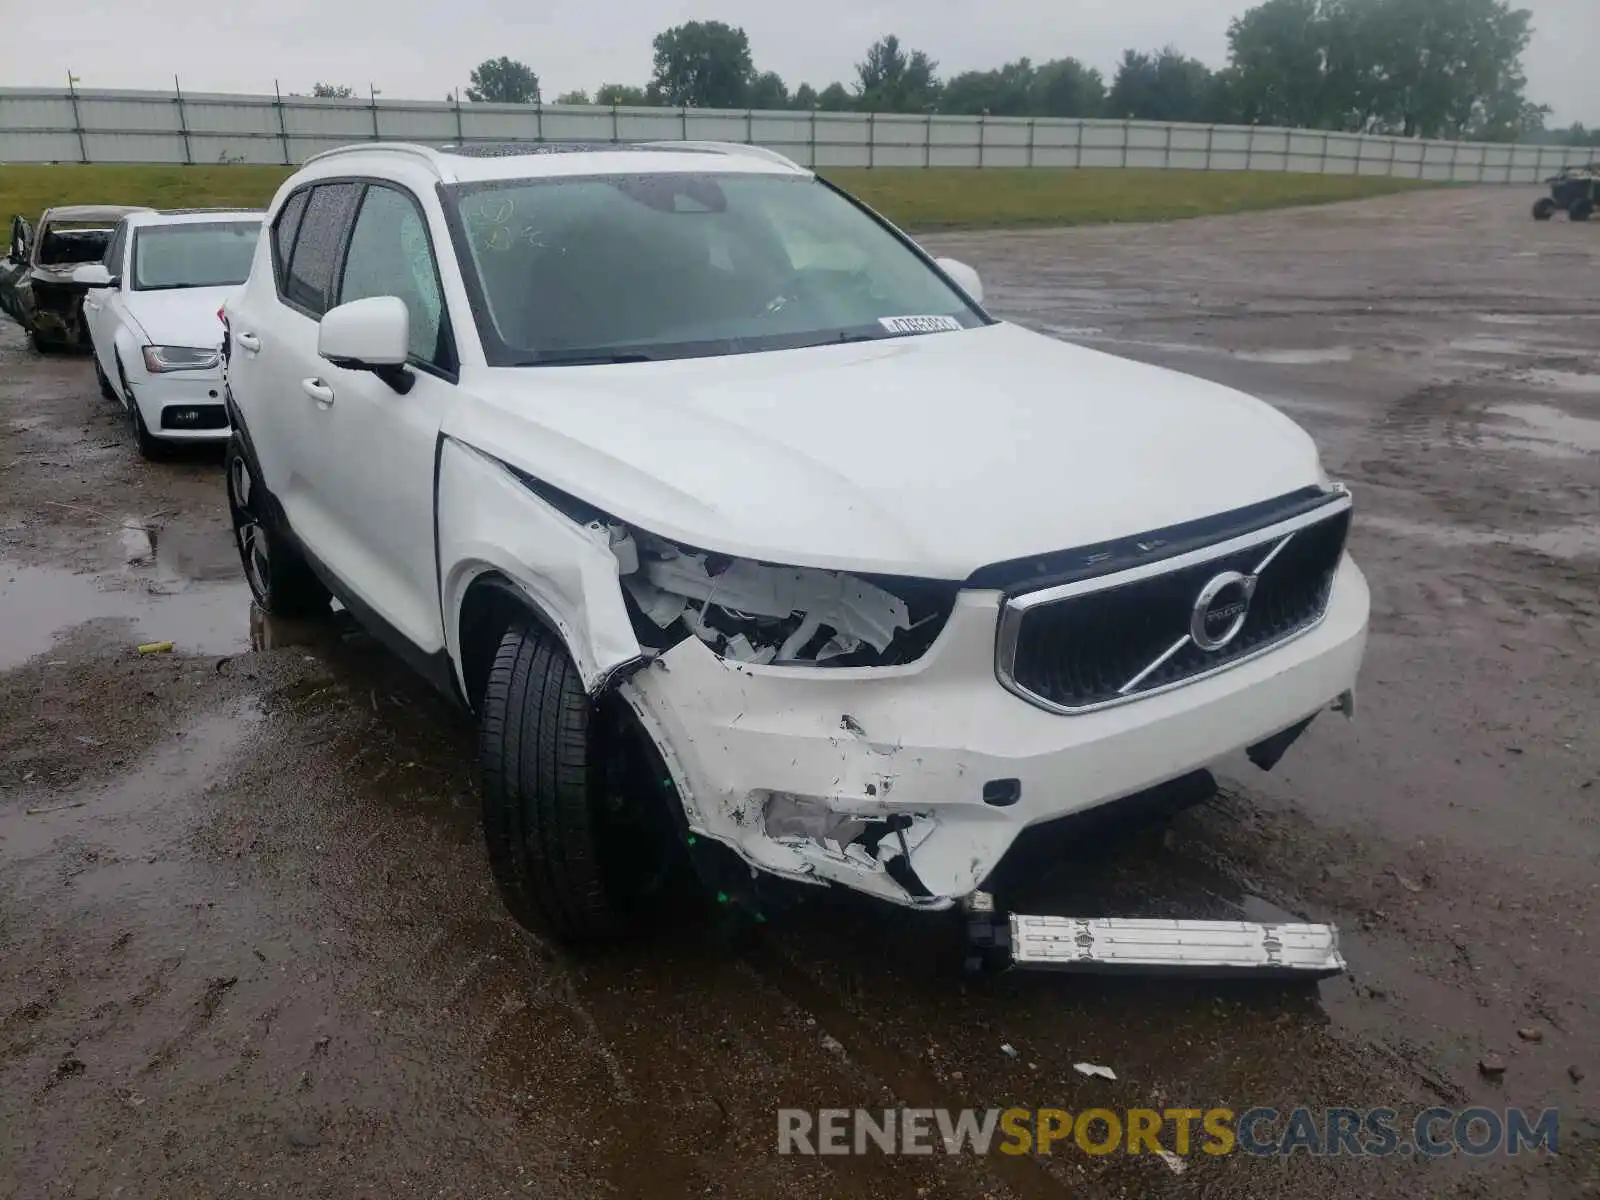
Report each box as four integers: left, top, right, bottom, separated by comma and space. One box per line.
1449, 336, 1528, 356
1521, 369, 1600, 395
1360, 514, 1600, 560
1033, 323, 1106, 339
0, 703, 263, 875
1485, 402, 1600, 455
1261, 394, 1364, 422
0, 560, 251, 671
1233, 347, 1354, 365
1474, 313, 1547, 327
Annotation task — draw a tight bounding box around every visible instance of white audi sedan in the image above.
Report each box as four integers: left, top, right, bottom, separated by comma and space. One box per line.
78, 209, 262, 457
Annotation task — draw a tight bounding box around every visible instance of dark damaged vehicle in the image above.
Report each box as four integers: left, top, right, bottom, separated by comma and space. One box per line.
2, 205, 153, 351
1532, 164, 1598, 222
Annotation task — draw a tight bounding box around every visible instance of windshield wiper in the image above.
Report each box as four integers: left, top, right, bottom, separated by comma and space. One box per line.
516, 350, 659, 367
136, 283, 243, 292
787, 330, 893, 351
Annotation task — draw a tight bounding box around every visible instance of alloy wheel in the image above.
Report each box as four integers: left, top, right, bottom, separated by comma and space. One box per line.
229, 452, 271, 602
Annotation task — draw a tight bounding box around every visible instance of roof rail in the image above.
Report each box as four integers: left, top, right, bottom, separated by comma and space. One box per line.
298, 142, 447, 178
645, 140, 804, 171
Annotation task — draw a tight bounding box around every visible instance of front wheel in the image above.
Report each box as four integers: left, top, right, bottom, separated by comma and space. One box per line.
1532, 197, 1556, 221
94, 356, 117, 400
478, 621, 686, 942
129, 394, 167, 460
225, 436, 330, 617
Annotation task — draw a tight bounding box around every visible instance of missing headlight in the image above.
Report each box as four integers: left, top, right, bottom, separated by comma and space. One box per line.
613, 528, 956, 668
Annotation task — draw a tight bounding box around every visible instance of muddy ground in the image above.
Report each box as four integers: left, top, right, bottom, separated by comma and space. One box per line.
2, 186, 1597, 1199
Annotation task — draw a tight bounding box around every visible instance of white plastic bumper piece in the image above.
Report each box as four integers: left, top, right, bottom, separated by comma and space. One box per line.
621, 555, 1369, 908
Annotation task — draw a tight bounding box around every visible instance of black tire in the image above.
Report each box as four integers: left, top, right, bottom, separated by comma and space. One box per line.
94, 355, 116, 401
1532, 197, 1556, 221
29, 328, 58, 354
121, 357, 167, 461
479, 621, 683, 942
224, 435, 330, 617
1570, 198, 1595, 222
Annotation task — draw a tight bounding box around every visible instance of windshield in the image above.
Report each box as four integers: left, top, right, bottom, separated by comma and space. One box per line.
132, 221, 261, 291
445, 173, 984, 365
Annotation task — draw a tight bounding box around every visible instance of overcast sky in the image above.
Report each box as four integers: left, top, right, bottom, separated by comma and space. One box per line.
4, 0, 1595, 124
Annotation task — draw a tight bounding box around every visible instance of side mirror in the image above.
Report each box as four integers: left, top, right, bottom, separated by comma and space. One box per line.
935, 257, 984, 306
72, 263, 114, 288
319, 296, 413, 393
320, 295, 409, 365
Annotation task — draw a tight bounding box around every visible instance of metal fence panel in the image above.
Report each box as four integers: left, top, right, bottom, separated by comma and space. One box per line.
1, 85, 1587, 184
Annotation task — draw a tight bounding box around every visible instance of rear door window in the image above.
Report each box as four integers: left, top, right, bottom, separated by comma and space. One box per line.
282, 183, 360, 317
272, 190, 309, 289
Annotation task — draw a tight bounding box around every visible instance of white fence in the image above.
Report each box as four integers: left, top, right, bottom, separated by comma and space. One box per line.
1, 86, 1592, 182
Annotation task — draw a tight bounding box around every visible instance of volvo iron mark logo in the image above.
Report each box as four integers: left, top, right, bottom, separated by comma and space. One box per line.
1191, 570, 1257, 653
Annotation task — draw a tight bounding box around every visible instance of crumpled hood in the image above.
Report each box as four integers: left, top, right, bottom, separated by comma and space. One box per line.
449, 322, 1328, 580
124, 285, 238, 349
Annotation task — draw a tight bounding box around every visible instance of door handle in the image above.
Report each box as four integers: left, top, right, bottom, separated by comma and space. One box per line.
236, 332, 261, 353
301, 378, 335, 407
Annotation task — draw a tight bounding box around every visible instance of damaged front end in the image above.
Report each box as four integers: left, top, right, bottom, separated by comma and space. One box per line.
614, 527, 955, 670
21, 272, 92, 347
606, 525, 964, 908
447, 449, 1367, 924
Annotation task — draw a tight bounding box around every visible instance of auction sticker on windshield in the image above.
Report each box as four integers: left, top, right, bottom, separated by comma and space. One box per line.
879, 315, 964, 335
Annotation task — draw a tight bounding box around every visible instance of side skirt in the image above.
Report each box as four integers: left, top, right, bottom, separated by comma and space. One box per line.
228, 401, 466, 712
296, 539, 469, 712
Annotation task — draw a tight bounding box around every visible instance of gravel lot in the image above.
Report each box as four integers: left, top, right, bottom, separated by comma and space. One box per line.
1, 186, 1597, 1199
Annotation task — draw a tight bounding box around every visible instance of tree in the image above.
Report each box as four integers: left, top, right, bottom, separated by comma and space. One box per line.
816, 82, 854, 112
649, 20, 755, 108
1369, 0, 1541, 139
1031, 58, 1108, 118
791, 83, 819, 109
311, 83, 355, 99
938, 57, 1106, 117
466, 57, 540, 104
1225, 0, 1333, 128
554, 89, 590, 105
595, 83, 653, 106
1224, 0, 1543, 139
855, 35, 941, 112
1107, 48, 1219, 122
942, 59, 1037, 116
748, 71, 789, 110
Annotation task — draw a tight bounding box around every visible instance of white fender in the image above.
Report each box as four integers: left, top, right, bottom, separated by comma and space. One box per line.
437, 438, 641, 693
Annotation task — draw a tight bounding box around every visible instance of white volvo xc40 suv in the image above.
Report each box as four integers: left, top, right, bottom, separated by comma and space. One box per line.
221, 140, 1368, 942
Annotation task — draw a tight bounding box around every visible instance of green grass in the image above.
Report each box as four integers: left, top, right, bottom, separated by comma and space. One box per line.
0, 165, 294, 223
0, 163, 1431, 233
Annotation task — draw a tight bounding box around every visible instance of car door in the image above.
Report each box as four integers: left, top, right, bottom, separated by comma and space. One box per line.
82, 218, 127, 379
307, 181, 456, 655
1, 216, 32, 321
228, 181, 363, 570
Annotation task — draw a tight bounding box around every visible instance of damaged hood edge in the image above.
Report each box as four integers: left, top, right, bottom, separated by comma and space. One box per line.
446, 322, 1329, 581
